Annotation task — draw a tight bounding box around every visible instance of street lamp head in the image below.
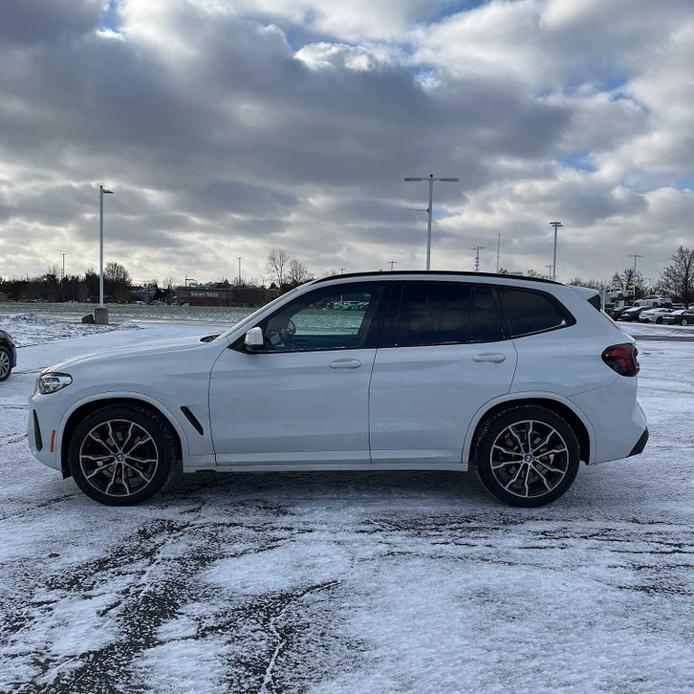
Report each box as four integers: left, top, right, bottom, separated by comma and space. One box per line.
404, 177, 426, 182
438, 177, 460, 183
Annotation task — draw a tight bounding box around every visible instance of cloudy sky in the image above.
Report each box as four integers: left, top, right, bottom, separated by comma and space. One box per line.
0, 0, 692, 285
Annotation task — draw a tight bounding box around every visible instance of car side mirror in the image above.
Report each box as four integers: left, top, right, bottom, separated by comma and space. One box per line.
244, 326, 264, 351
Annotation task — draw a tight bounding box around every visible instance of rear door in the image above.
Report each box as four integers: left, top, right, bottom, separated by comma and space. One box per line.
369, 281, 517, 464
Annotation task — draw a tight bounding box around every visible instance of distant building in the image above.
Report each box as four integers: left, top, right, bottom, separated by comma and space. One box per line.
175, 284, 280, 307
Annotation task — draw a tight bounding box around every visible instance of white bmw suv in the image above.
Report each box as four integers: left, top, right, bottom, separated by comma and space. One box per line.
28, 272, 648, 508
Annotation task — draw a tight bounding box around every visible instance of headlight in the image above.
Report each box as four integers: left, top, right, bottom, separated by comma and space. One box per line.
38, 372, 73, 394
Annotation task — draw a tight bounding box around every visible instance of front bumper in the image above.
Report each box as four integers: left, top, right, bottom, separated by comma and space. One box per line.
28, 393, 69, 472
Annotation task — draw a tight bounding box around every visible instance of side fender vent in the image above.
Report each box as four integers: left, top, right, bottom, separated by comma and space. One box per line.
180, 406, 204, 436
33, 410, 43, 451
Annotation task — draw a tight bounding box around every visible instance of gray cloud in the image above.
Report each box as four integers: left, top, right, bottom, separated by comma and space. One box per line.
0, 0, 692, 284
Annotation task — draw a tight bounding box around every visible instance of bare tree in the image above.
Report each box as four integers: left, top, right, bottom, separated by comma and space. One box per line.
568, 277, 607, 290
267, 248, 289, 288
287, 259, 312, 287
660, 246, 694, 305
105, 261, 132, 302
610, 267, 644, 298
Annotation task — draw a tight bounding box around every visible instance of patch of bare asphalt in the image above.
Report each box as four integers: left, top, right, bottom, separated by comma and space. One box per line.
1, 516, 363, 694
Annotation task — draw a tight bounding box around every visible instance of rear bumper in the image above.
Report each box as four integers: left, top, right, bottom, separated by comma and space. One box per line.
572, 379, 647, 464
628, 428, 649, 457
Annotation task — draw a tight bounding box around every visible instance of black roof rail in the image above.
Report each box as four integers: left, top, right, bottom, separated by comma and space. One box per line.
313, 270, 561, 285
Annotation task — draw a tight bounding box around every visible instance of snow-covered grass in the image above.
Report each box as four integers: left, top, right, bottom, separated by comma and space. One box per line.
0, 322, 693, 693
0, 312, 132, 348
0, 302, 254, 326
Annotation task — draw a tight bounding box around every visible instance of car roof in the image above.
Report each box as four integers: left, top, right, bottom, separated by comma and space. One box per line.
313, 270, 561, 286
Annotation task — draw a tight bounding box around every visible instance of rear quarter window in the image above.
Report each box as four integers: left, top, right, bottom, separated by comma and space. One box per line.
498, 287, 573, 338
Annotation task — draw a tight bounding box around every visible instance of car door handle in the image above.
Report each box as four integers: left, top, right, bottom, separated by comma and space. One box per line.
473, 353, 506, 363
329, 358, 361, 369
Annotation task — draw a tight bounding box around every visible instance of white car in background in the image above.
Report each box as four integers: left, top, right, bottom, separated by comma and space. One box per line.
28, 272, 648, 508
638, 307, 673, 324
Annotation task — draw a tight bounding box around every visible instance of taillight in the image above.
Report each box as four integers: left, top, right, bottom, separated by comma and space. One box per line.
602, 343, 639, 377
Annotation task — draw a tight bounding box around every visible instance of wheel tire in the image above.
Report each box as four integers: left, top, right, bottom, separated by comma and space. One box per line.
0, 346, 12, 382
68, 404, 181, 506
656, 317, 663, 324
682, 318, 688, 326
473, 405, 581, 508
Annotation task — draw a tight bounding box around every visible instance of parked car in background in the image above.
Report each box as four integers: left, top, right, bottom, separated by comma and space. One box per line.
28, 271, 648, 509
639, 307, 673, 324
618, 306, 644, 322
605, 305, 629, 320
662, 309, 694, 326
0, 330, 17, 381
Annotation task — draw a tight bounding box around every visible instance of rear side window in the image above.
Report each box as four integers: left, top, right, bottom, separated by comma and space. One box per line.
498, 287, 571, 337
390, 283, 503, 346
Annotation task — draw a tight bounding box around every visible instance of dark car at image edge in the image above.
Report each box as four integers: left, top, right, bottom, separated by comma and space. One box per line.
0, 330, 17, 381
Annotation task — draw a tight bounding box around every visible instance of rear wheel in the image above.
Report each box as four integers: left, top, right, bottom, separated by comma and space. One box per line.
474, 405, 580, 507
68, 405, 181, 506
0, 346, 12, 381
682, 318, 688, 326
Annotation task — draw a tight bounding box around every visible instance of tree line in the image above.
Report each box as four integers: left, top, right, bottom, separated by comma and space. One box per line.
2, 246, 692, 305
568, 246, 694, 305
0, 262, 137, 303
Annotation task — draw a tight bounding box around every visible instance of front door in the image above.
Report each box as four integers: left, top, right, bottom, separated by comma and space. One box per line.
369, 281, 517, 464
209, 282, 385, 465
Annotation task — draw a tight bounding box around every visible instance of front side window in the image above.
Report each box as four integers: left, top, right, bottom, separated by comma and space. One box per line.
497, 287, 571, 337
390, 282, 503, 347
255, 284, 384, 352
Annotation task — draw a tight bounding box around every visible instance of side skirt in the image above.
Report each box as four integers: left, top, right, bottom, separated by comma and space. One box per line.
184, 461, 470, 473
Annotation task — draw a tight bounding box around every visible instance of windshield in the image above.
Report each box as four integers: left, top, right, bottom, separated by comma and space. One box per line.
212, 286, 304, 343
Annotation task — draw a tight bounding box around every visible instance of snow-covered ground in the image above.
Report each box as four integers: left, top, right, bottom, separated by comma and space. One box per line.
0, 312, 135, 347
1, 320, 693, 693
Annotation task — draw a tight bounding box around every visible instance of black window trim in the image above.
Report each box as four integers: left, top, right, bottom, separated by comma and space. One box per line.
379, 280, 508, 349
496, 285, 576, 339
231, 281, 390, 354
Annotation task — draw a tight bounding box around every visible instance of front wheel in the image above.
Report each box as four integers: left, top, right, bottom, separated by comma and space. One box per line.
68, 405, 181, 506
655, 317, 663, 324
473, 406, 581, 507
0, 346, 12, 381
682, 318, 688, 326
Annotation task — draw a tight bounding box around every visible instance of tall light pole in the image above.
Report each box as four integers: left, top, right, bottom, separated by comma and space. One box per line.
237, 256, 242, 286
99, 184, 114, 306
545, 264, 553, 279
472, 246, 486, 272
61, 253, 67, 280
549, 221, 563, 281
629, 253, 643, 299
388, 260, 398, 272
496, 233, 501, 273
404, 174, 459, 270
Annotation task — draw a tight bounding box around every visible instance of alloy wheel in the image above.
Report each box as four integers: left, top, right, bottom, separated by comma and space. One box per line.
0, 350, 10, 379
489, 419, 570, 499
79, 419, 159, 497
